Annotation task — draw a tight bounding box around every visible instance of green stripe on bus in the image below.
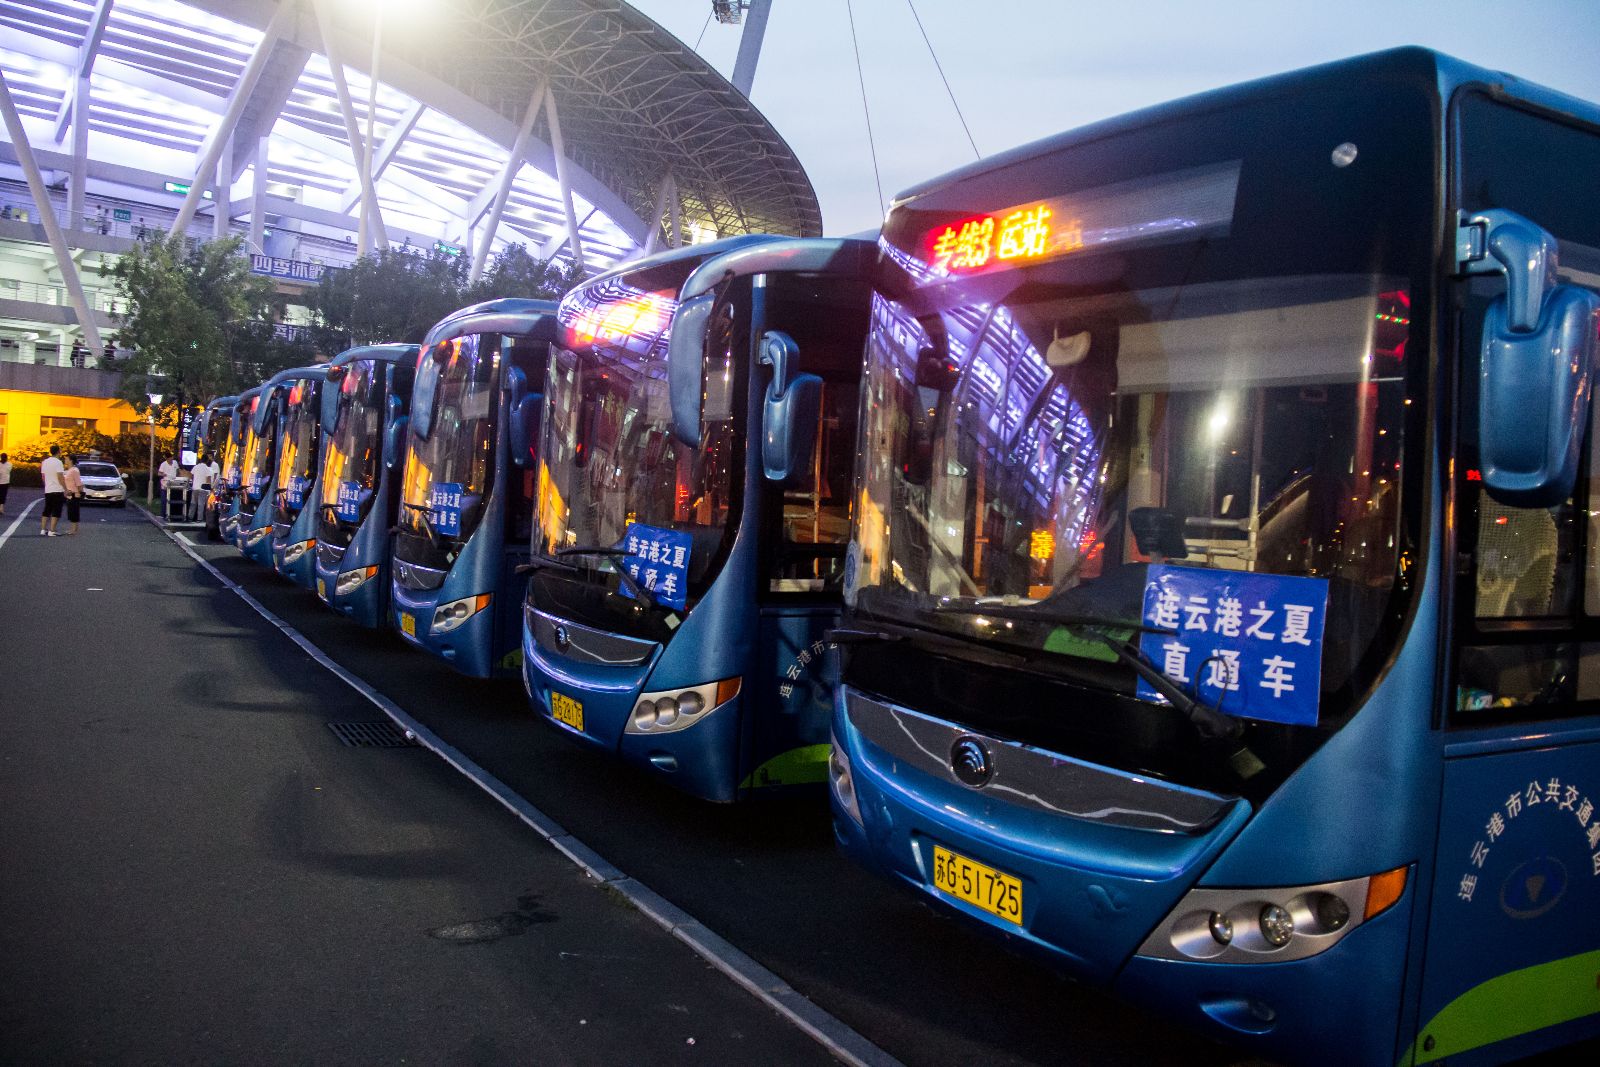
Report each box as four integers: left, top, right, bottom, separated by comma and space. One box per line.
1407, 948, 1600, 1064
739, 744, 832, 789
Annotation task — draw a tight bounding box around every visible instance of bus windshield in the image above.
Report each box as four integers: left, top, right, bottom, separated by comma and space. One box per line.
317, 360, 385, 547
397, 333, 498, 564
853, 83, 1432, 730
274, 383, 320, 522
536, 282, 741, 611
219, 418, 241, 490
242, 418, 275, 504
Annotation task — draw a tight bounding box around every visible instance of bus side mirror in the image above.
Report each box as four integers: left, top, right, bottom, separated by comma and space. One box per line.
1464, 210, 1600, 507
759, 330, 822, 484
411, 358, 439, 440
668, 291, 716, 448
384, 414, 409, 470
320, 373, 342, 433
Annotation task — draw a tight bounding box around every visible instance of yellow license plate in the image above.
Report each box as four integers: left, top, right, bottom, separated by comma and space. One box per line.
932, 845, 1023, 925
317, 579, 327, 600
399, 612, 416, 637
550, 692, 584, 731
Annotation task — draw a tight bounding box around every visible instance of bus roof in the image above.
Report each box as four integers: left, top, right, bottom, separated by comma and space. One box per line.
889, 47, 1600, 210
571, 234, 784, 299
421, 298, 560, 350
326, 343, 420, 372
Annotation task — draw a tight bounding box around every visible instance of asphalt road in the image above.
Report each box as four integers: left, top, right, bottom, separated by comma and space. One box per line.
0, 490, 832, 1066
160, 502, 1236, 1067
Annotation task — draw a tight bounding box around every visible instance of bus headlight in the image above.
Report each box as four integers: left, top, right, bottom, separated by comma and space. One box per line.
828, 733, 863, 827
626, 677, 740, 734
245, 526, 272, 547
282, 539, 316, 565
431, 593, 491, 633
1135, 866, 1408, 964
336, 565, 379, 595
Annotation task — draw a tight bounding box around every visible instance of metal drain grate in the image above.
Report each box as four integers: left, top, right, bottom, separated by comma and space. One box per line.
327, 720, 421, 748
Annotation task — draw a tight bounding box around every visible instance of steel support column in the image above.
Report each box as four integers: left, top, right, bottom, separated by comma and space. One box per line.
68, 73, 89, 225
213, 136, 232, 239
0, 69, 103, 352
642, 171, 673, 256
666, 172, 681, 249
470, 81, 548, 283
249, 135, 268, 253
169, 0, 294, 238
543, 89, 585, 271
731, 0, 773, 97
311, 0, 388, 255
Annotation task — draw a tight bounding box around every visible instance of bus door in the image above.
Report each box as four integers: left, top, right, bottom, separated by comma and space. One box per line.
1414, 93, 1600, 1065
748, 271, 872, 792
496, 334, 546, 671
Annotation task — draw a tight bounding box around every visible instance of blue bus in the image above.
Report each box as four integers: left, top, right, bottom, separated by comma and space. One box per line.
391, 299, 557, 677
313, 344, 419, 627
192, 394, 237, 540
267, 366, 330, 588
233, 384, 279, 564
521, 236, 874, 802
218, 386, 260, 547
829, 49, 1600, 1064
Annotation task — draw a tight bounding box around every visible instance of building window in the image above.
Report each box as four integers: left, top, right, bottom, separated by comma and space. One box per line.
121, 420, 153, 436
40, 416, 92, 433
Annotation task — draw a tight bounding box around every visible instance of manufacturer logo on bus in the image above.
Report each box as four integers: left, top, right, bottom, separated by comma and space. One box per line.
950, 737, 993, 787
553, 624, 571, 651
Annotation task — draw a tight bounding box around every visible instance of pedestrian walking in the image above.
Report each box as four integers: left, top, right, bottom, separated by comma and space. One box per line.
187, 454, 216, 521
61, 455, 83, 535
0, 452, 10, 515
39, 444, 65, 536
157, 453, 179, 519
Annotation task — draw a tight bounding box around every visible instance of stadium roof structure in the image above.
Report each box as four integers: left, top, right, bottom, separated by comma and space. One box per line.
0, 0, 822, 272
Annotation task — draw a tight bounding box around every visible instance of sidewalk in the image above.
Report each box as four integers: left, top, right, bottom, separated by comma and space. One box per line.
0, 501, 831, 1064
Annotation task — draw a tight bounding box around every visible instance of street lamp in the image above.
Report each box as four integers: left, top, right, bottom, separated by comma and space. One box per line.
146, 390, 163, 506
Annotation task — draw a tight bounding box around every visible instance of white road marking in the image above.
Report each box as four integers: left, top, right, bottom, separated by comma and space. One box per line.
0, 499, 44, 551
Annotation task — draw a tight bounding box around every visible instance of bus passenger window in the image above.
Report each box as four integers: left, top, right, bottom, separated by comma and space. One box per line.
1473, 499, 1572, 618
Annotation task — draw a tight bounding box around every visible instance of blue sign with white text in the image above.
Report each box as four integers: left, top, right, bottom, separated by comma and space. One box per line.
1138, 564, 1329, 726
620, 522, 692, 611
429, 481, 463, 537
287, 474, 308, 510
335, 479, 370, 522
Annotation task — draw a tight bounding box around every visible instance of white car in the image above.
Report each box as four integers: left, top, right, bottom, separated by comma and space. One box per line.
76, 459, 128, 506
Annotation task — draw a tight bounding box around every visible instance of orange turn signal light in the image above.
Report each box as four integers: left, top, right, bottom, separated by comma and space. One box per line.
715, 677, 742, 706
1364, 865, 1408, 920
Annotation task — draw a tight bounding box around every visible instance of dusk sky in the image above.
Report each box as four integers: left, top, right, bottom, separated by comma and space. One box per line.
631, 0, 1600, 235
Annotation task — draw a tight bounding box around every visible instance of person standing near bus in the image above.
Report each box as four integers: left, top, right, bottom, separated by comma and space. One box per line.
39, 444, 64, 536
187, 454, 215, 521
61, 455, 83, 535
157, 453, 179, 519
0, 451, 11, 515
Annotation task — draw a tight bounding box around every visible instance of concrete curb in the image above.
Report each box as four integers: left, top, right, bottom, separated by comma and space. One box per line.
135, 504, 901, 1067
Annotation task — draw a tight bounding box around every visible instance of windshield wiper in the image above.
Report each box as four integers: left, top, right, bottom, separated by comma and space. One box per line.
932, 602, 1246, 743
556, 546, 659, 611
400, 502, 445, 549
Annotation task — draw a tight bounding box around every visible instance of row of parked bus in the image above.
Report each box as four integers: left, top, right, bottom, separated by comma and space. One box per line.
185, 50, 1598, 1066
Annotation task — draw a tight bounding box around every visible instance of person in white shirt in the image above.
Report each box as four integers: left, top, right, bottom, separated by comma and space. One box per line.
157, 454, 179, 519
187, 457, 217, 521
39, 444, 65, 536
0, 451, 11, 515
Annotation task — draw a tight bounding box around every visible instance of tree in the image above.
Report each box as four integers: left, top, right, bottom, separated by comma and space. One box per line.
308, 243, 582, 353
307, 246, 470, 352
462, 244, 585, 306
104, 234, 288, 425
